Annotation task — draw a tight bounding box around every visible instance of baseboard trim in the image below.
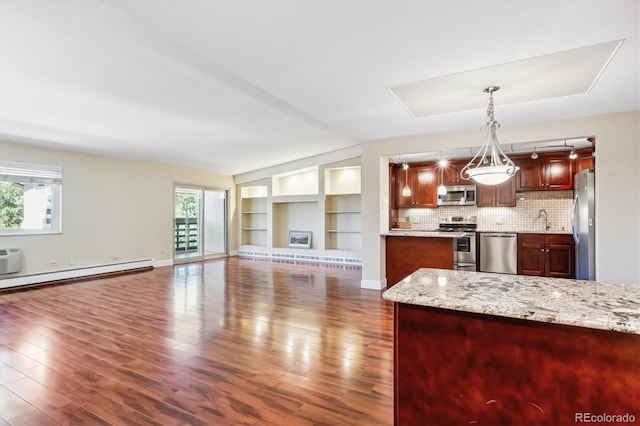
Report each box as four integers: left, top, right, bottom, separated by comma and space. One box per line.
0, 259, 154, 291
153, 259, 174, 268
361, 278, 387, 290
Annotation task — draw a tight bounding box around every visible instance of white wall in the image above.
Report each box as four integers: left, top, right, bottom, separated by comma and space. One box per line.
361, 110, 640, 286
0, 140, 236, 277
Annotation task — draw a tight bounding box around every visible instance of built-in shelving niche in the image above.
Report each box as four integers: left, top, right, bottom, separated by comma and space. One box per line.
325, 194, 361, 251
240, 185, 268, 247
272, 201, 321, 249
324, 166, 361, 252
238, 162, 361, 265
272, 166, 319, 197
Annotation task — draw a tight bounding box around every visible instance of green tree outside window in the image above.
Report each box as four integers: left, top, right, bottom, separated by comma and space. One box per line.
0, 182, 24, 228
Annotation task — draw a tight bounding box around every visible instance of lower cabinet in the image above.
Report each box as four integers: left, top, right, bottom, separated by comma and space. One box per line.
385, 236, 455, 288
518, 234, 575, 278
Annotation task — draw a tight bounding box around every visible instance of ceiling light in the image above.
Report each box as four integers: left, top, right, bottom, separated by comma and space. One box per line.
460, 86, 519, 186
401, 160, 412, 197
530, 148, 539, 160
569, 148, 577, 159
563, 140, 577, 159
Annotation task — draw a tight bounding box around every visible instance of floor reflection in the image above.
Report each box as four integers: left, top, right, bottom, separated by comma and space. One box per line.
0, 257, 393, 424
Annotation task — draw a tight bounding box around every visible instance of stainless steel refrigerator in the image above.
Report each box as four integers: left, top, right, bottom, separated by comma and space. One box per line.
572, 169, 595, 280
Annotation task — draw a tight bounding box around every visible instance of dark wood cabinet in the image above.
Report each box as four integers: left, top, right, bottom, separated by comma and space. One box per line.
439, 161, 467, 186
545, 157, 574, 190
393, 303, 640, 425
476, 177, 516, 207
516, 159, 544, 191
518, 233, 575, 278
393, 164, 437, 208
516, 155, 573, 191
394, 165, 412, 208
575, 149, 595, 174
385, 236, 455, 287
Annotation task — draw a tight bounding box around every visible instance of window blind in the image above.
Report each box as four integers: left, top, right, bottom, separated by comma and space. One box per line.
0, 161, 63, 184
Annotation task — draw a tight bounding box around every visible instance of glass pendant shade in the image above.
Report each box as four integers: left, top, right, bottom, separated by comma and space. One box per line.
461, 86, 519, 186
466, 165, 514, 185
437, 184, 447, 195
401, 161, 411, 197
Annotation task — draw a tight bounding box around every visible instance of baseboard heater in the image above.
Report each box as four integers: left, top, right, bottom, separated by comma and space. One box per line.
0, 259, 154, 291
237, 250, 362, 266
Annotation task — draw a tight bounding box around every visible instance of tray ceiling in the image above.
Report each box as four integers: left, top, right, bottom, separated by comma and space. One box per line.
0, 1, 637, 175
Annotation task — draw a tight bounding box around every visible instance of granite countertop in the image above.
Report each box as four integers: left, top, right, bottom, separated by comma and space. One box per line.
477, 229, 572, 235
382, 268, 640, 335
383, 230, 468, 238
386, 228, 572, 235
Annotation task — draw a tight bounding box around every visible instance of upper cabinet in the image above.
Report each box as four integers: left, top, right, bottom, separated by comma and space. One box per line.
516, 155, 574, 191
439, 162, 467, 186
476, 178, 516, 207
393, 164, 438, 208
575, 148, 595, 174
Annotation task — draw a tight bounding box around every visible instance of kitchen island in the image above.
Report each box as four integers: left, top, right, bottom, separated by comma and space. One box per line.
382, 269, 640, 426
383, 231, 464, 287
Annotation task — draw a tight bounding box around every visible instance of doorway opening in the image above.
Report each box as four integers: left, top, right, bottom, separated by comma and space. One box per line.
174, 186, 227, 262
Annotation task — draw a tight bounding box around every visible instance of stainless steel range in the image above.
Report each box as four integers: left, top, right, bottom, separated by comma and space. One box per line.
438, 216, 477, 271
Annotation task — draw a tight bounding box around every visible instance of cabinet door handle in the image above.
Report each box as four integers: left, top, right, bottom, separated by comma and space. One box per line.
546, 249, 549, 252
540, 248, 544, 251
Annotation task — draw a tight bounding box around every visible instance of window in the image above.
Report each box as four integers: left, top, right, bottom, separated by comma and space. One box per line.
0, 161, 62, 235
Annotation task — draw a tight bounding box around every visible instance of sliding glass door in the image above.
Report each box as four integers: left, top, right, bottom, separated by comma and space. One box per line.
203, 189, 226, 256
174, 186, 227, 262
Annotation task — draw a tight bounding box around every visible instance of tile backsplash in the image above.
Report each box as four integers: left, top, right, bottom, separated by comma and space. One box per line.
398, 190, 574, 233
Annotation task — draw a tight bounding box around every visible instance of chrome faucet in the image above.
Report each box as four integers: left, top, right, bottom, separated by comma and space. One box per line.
537, 209, 551, 231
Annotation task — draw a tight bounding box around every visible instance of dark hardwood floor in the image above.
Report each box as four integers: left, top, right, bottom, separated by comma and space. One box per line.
0, 257, 393, 425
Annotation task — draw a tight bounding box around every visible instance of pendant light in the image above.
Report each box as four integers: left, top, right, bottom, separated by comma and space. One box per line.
401, 160, 412, 197
460, 86, 519, 185
437, 158, 447, 195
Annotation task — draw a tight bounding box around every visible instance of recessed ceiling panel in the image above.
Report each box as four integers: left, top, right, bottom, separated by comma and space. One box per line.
389, 40, 624, 118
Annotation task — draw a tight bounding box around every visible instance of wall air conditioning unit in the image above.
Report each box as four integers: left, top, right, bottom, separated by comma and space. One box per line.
0, 248, 22, 274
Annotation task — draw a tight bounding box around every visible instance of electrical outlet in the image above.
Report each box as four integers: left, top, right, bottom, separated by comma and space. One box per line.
160, 250, 165, 255
69, 257, 76, 265
113, 256, 119, 261
49, 260, 58, 266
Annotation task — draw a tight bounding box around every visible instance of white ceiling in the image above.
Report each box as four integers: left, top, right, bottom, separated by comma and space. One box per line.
0, 1, 638, 175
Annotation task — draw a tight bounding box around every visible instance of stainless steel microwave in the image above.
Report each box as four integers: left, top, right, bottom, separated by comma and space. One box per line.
437, 185, 477, 206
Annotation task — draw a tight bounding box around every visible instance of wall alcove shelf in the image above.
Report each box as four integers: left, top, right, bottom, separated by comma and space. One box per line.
325, 193, 361, 251
240, 186, 268, 247
238, 162, 362, 265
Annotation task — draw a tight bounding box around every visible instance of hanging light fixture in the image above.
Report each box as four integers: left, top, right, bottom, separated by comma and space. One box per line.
460, 86, 519, 185
401, 159, 412, 197
569, 148, 577, 159
437, 158, 447, 195
530, 147, 539, 160
566, 141, 578, 159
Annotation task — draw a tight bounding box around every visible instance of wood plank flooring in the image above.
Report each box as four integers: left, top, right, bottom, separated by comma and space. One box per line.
0, 258, 393, 425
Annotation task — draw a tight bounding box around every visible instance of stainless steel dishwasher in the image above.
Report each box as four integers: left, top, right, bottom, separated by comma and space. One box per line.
479, 233, 518, 274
